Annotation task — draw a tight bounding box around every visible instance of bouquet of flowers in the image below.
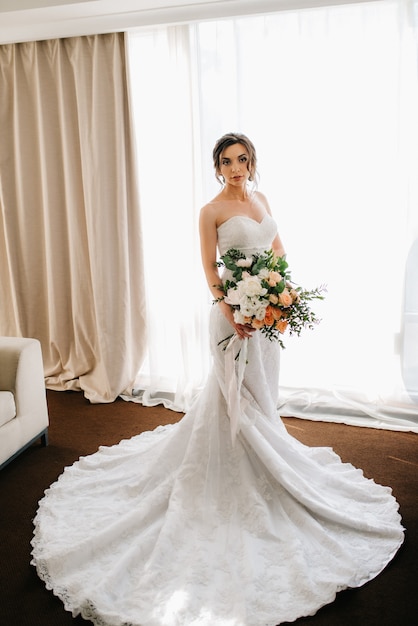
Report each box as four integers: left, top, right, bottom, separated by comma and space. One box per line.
215, 248, 325, 348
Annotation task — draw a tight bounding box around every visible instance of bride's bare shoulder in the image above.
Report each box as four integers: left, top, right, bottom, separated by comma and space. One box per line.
199, 199, 220, 226
252, 190, 273, 215
253, 190, 269, 206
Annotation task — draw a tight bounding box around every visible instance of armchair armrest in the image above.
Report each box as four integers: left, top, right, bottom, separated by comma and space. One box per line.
0, 337, 49, 469
0, 337, 48, 422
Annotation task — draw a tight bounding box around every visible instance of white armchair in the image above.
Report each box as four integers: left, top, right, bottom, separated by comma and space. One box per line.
0, 337, 49, 470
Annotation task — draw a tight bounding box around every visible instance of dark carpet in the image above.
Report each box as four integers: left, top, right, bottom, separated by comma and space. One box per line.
0, 390, 417, 626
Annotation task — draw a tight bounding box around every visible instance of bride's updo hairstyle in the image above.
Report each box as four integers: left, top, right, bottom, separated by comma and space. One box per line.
213, 132, 258, 186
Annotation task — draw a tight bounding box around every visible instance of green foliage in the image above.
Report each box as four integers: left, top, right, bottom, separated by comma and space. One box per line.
215, 248, 326, 348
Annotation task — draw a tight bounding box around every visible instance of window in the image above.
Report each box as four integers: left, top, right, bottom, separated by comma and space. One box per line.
126, 1, 418, 430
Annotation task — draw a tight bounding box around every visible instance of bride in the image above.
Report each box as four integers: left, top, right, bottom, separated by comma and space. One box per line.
31, 133, 404, 626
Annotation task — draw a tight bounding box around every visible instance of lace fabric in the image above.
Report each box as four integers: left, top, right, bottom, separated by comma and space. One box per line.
31, 215, 404, 625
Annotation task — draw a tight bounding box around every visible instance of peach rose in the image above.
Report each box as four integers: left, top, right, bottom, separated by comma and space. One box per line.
278, 289, 292, 307
264, 305, 274, 326
272, 307, 282, 320
268, 271, 282, 287
269, 293, 279, 305
252, 318, 265, 330
290, 288, 300, 303
275, 319, 288, 333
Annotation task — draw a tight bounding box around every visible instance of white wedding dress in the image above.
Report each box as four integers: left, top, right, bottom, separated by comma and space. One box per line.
32, 215, 404, 626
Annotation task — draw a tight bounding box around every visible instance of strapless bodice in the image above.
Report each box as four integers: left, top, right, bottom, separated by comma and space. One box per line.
217, 214, 277, 256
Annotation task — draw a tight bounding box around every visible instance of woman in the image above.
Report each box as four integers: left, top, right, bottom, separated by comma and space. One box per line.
200, 133, 285, 339
32, 133, 404, 626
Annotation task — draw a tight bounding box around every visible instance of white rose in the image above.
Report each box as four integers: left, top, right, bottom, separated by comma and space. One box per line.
224, 287, 240, 305
254, 302, 268, 320
239, 296, 267, 319
236, 257, 253, 268
233, 310, 246, 325
238, 296, 256, 317
239, 276, 267, 298
258, 268, 269, 280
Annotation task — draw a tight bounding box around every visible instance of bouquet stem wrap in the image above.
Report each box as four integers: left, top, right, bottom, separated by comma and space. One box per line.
224, 334, 249, 445
216, 248, 326, 445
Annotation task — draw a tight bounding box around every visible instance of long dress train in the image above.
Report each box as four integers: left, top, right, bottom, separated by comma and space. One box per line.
31, 215, 404, 626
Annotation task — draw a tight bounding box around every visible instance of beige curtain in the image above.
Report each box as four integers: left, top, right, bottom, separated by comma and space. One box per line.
0, 33, 147, 403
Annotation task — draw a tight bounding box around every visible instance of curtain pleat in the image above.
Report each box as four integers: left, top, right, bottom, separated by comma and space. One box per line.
0, 33, 146, 402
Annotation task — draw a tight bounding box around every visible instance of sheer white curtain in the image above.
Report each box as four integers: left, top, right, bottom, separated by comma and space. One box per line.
126, 0, 418, 431
126, 26, 211, 410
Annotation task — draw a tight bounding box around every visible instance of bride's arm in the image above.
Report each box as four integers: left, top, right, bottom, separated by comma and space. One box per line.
271, 232, 286, 259
199, 205, 225, 303
199, 205, 254, 339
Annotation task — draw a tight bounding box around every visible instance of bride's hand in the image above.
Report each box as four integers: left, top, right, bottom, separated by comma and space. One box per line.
234, 323, 256, 340
218, 300, 255, 339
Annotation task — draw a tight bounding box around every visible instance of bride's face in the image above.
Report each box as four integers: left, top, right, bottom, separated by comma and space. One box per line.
219, 143, 251, 187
